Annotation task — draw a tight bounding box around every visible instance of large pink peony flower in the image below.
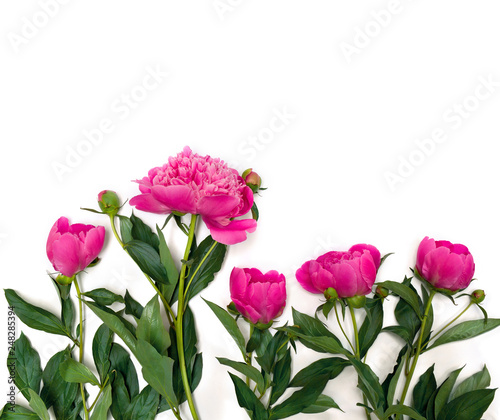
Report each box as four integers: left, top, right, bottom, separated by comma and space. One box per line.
416, 236, 475, 292
46, 217, 105, 278
230, 267, 286, 325
296, 244, 380, 298
129, 147, 257, 245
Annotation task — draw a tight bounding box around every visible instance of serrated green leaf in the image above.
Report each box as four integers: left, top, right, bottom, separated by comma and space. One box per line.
427, 319, 500, 351
82, 288, 125, 306
136, 295, 170, 356
59, 358, 99, 386
204, 299, 246, 357
90, 384, 112, 420
27, 389, 49, 420
5, 290, 71, 339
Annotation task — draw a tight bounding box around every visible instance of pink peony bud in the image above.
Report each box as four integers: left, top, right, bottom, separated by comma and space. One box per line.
230, 267, 286, 326
242, 168, 262, 192
98, 190, 121, 215
471, 289, 485, 304
415, 236, 475, 293
295, 244, 380, 298
46, 217, 105, 278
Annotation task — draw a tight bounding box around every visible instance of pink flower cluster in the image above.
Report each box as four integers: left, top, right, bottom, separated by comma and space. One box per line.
130, 146, 256, 245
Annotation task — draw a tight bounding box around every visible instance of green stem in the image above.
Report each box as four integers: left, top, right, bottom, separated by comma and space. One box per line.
348, 302, 371, 420
246, 324, 254, 387
334, 301, 355, 354
109, 215, 176, 325
421, 301, 473, 351
398, 289, 436, 410
73, 276, 90, 420
176, 215, 199, 420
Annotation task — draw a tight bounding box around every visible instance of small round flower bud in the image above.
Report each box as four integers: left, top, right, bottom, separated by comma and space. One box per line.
471, 289, 485, 304
242, 169, 262, 193
324, 287, 338, 301
375, 286, 389, 299
347, 295, 366, 309
98, 190, 121, 215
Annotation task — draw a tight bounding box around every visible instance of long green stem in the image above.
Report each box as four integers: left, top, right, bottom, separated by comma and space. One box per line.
246, 324, 254, 387
334, 302, 355, 353
73, 276, 90, 420
348, 302, 371, 420
398, 289, 436, 409
176, 215, 199, 420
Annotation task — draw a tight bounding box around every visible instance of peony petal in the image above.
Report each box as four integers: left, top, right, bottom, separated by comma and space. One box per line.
51, 234, 83, 277
295, 261, 318, 294
416, 237, 435, 273
230, 267, 249, 301
82, 226, 105, 268
311, 266, 335, 293
357, 252, 377, 294
349, 244, 381, 269
130, 193, 171, 214
421, 247, 450, 287
203, 218, 257, 245
151, 185, 197, 214
197, 195, 240, 220
329, 262, 358, 298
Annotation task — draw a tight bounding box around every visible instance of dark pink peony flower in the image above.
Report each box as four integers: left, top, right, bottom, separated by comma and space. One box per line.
46, 217, 105, 278
296, 244, 380, 298
129, 147, 257, 245
416, 236, 475, 292
230, 267, 286, 325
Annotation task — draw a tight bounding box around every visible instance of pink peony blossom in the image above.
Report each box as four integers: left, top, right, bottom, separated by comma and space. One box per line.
129, 147, 256, 245
416, 236, 475, 292
46, 217, 105, 278
230, 267, 286, 325
296, 244, 380, 298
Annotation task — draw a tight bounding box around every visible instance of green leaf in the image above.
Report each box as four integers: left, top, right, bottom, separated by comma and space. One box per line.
136, 295, 170, 356
82, 288, 125, 306
269, 348, 292, 406
255, 331, 290, 375
90, 384, 112, 420
278, 327, 349, 357
383, 404, 427, 420
130, 213, 159, 250
110, 372, 130, 420
184, 236, 227, 303
290, 357, 349, 388
156, 226, 179, 284
301, 394, 341, 414
5, 289, 71, 339
40, 349, 79, 419
378, 280, 422, 320
359, 299, 383, 359
136, 339, 178, 409
246, 326, 264, 353
59, 358, 100, 386
427, 319, 500, 351
434, 367, 463, 418
92, 324, 113, 383
51, 279, 75, 336
217, 358, 266, 395
452, 366, 490, 400
204, 299, 246, 357
124, 386, 159, 420
27, 389, 50, 420
382, 326, 412, 344
229, 373, 268, 420
413, 365, 437, 416
437, 389, 496, 420
125, 240, 169, 284
8, 333, 42, 400
118, 215, 134, 244
109, 343, 139, 401
382, 346, 408, 408
0, 404, 38, 419
124, 290, 144, 320
85, 301, 137, 356
270, 375, 330, 419
349, 357, 385, 412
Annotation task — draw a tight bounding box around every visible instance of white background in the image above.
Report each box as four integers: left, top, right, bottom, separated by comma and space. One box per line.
1, 1, 500, 419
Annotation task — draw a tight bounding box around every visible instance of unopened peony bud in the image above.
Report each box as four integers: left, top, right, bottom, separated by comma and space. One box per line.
347, 295, 366, 309
242, 168, 262, 193
324, 287, 339, 300
375, 286, 389, 299
98, 190, 121, 215
56, 274, 74, 285
471, 289, 485, 304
